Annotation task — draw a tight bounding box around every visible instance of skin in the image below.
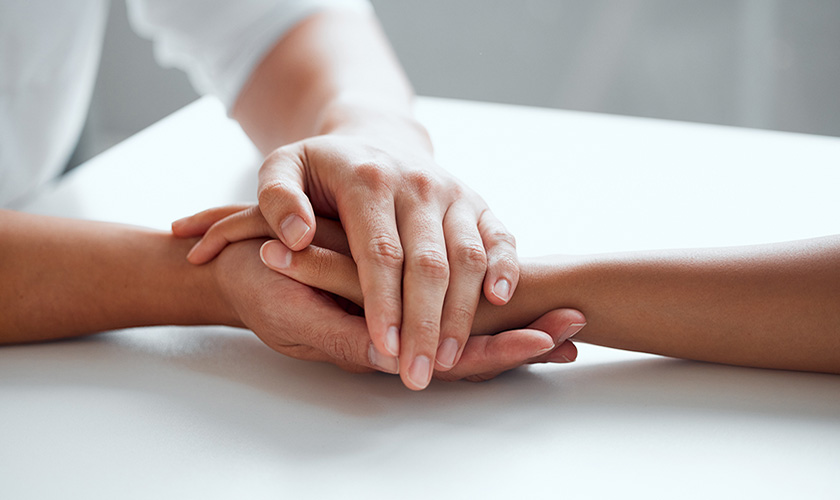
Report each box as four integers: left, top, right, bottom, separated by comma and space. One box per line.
0, 209, 583, 383
198, 8, 533, 389
242, 223, 840, 375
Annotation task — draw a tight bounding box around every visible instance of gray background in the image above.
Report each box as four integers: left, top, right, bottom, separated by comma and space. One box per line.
73, 0, 840, 166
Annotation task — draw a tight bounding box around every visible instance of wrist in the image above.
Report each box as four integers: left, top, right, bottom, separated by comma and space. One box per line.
315, 93, 433, 153
472, 256, 588, 335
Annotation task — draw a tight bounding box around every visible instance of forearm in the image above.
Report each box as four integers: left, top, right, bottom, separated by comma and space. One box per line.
233, 8, 429, 152
474, 236, 840, 374
0, 211, 234, 344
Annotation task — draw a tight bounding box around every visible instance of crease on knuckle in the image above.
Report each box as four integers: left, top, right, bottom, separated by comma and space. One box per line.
486, 229, 516, 249
454, 242, 487, 274
489, 253, 519, 274
446, 304, 476, 332
322, 332, 354, 363
308, 247, 332, 279
412, 317, 442, 342
366, 235, 404, 269
409, 248, 449, 281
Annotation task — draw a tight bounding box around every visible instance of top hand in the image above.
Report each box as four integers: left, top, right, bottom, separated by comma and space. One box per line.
176, 133, 521, 390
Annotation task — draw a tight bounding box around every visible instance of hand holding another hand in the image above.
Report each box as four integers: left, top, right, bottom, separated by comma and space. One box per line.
175, 130, 526, 389
178, 207, 586, 387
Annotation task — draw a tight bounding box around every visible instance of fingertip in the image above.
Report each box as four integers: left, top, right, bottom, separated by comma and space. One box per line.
280, 214, 314, 251
185, 241, 208, 265
484, 277, 512, 306
434, 337, 460, 371
543, 341, 578, 363
405, 354, 433, 391
259, 240, 292, 270
171, 218, 188, 236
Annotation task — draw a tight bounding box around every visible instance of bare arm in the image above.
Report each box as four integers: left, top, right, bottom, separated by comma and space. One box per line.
1, 209, 581, 383
262, 235, 840, 374
0, 210, 229, 343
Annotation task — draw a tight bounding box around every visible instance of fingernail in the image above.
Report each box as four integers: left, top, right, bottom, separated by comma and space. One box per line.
384, 326, 400, 356
558, 322, 587, 344
493, 278, 511, 303
408, 355, 432, 389
260, 240, 292, 269
545, 349, 575, 363
436, 338, 459, 369
368, 343, 399, 374
281, 214, 310, 248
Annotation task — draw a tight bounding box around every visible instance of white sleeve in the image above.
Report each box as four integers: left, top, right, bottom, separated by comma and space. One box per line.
126, 0, 372, 112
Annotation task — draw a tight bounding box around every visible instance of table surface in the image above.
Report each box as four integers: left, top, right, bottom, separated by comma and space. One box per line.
4, 97, 840, 499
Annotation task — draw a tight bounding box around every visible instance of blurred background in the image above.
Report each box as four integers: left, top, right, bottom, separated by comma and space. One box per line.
71, 0, 840, 168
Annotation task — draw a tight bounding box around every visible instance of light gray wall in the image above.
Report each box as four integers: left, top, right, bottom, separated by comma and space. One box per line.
73, 0, 840, 167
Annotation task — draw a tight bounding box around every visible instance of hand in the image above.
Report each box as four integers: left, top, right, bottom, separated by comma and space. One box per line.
175, 132, 521, 390
210, 239, 582, 383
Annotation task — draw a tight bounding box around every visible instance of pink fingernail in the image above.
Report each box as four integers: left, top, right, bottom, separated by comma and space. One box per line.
493, 278, 511, 303
368, 343, 399, 374
384, 326, 400, 356
260, 241, 292, 269
281, 214, 310, 248
436, 338, 459, 369
408, 355, 432, 389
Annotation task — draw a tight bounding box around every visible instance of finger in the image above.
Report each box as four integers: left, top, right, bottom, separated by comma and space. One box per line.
260, 240, 364, 307
258, 147, 316, 251
311, 217, 351, 256
279, 295, 400, 375
525, 308, 587, 346
529, 340, 579, 364
435, 329, 555, 382
171, 204, 254, 238
186, 206, 275, 264
338, 181, 404, 362
436, 202, 487, 371
478, 209, 520, 306
395, 198, 450, 391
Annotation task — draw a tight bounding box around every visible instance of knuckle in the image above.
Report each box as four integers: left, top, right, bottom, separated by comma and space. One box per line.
308, 247, 332, 279
258, 180, 295, 204
486, 229, 516, 249
322, 332, 355, 363
365, 235, 404, 269
409, 248, 450, 281
489, 253, 519, 274
446, 304, 477, 331
353, 162, 393, 190
258, 181, 298, 228
454, 242, 487, 273
404, 170, 441, 200
412, 317, 442, 342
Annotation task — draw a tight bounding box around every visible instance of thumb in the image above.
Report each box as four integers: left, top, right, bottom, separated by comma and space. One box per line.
258, 146, 316, 251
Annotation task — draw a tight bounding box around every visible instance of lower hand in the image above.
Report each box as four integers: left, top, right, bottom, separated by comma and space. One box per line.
210, 239, 582, 383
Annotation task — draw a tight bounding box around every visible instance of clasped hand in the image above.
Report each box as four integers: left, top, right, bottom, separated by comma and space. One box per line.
173, 134, 584, 389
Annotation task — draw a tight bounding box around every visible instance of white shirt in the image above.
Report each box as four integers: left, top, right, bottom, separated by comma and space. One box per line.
0, 0, 370, 208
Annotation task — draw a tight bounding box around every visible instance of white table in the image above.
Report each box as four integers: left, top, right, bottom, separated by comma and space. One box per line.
4, 97, 840, 499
